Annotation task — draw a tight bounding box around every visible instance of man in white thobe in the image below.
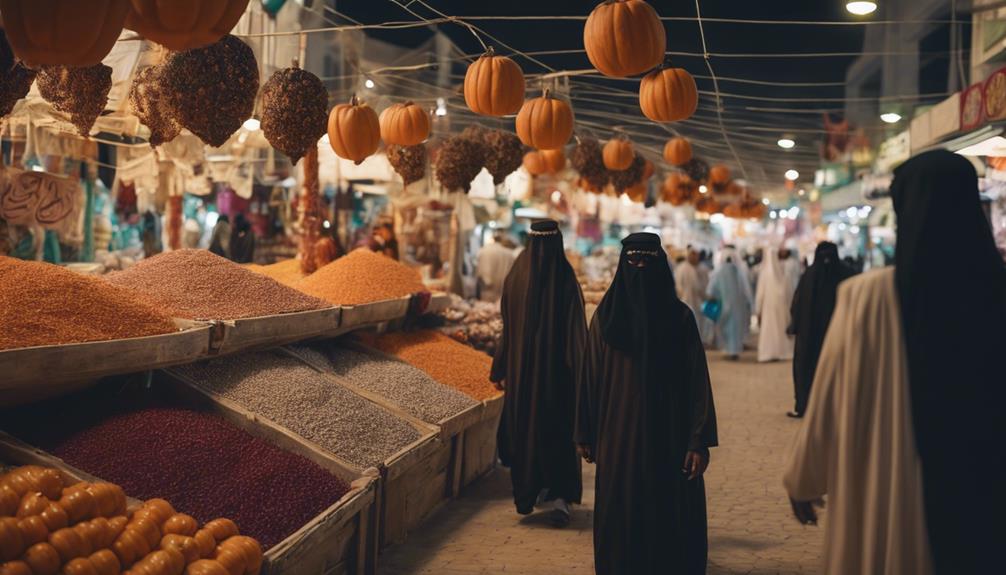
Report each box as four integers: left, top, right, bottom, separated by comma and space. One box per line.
476, 233, 516, 302
674, 247, 712, 344
755, 249, 795, 362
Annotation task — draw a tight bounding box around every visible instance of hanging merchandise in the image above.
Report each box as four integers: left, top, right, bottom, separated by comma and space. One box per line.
260, 63, 329, 164
327, 95, 381, 165
662, 172, 697, 206
36, 65, 113, 137
387, 144, 428, 186
609, 154, 645, 193
663, 137, 692, 166
481, 130, 524, 185
463, 47, 525, 117
583, 0, 665, 78
0, 31, 37, 122
129, 66, 182, 147
435, 133, 487, 193
0, 0, 130, 67
522, 151, 550, 176
542, 148, 566, 173
639, 66, 698, 123
516, 90, 574, 150
379, 101, 431, 147
571, 137, 608, 193
298, 148, 322, 275
603, 136, 634, 171
124, 0, 251, 51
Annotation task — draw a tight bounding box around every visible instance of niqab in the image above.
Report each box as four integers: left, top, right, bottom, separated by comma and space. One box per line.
891, 150, 1005, 573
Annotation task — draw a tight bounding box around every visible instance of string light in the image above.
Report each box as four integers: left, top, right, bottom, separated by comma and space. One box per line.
881, 112, 902, 123
785, 169, 800, 181
699, 185, 709, 194
777, 138, 795, 149
846, 2, 878, 16
364, 78, 375, 89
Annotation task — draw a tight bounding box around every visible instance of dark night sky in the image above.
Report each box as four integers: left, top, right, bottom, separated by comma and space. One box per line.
331, 0, 871, 192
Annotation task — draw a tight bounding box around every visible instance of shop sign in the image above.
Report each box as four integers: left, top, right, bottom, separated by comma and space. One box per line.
961, 82, 985, 132
876, 130, 911, 174
986, 66, 1006, 121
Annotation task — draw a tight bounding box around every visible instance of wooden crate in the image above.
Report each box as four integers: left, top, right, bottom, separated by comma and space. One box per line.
339, 297, 412, 332
209, 307, 342, 356
460, 394, 504, 490
0, 319, 212, 407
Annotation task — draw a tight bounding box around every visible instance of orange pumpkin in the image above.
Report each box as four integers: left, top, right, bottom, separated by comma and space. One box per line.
16, 493, 49, 518
709, 165, 731, 186
128, 517, 162, 549
163, 514, 198, 538
141, 500, 176, 525
162, 534, 202, 565
125, 0, 249, 50
17, 516, 49, 546
48, 527, 88, 563
74, 518, 113, 551
113, 528, 150, 568
192, 530, 217, 559
516, 91, 574, 150
625, 181, 648, 203
88, 550, 121, 575
61, 558, 98, 575
59, 487, 98, 524
219, 536, 261, 574
0, 518, 24, 562
603, 138, 634, 171
22, 542, 61, 575
640, 68, 698, 122
38, 503, 68, 532
328, 96, 381, 165
464, 47, 525, 117
202, 520, 238, 544
663, 137, 692, 166
185, 559, 230, 575
0, 561, 32, 575
584, 0, 665, 78
86, 484, 126, 518
0, 486, 18, 516
0, 0, 130, 66
542, 148, 566, 173
662, 173, 695, 206
379, 102, 430, 147
212, 546, 246, 575
522, 151, 549, 176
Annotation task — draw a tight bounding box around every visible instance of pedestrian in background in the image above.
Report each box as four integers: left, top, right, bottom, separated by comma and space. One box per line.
755, 248, 795, 362
706, 252, 752, 360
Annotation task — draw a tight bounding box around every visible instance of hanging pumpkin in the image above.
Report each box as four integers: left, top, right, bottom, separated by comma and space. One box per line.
662, 172, 695, 206
522, 151, 549, 176
328, 95, 381, 165
709, 165, 731, 186
379, 101, 430, 147
639, 67, 698, 122
695, 196, 722, 215
0, 0, 130, 67
723, 180, 743, 196
542, 148, 566, 173
124, 0, 250, 51
464, 47, 525, 116
602, 137, 634, 171
584, 0, 665, 78
663, 137, 692, 166
515, 90, 574, 150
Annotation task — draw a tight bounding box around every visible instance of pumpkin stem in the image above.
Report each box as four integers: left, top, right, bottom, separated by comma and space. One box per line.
292, 59, 300, 69
351, 94, 360, 106
404, 100, 413, 107
543, 88, 552, 99
484, 46, 495, 57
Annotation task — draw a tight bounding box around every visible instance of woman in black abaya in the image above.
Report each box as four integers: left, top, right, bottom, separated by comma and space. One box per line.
787, 241, 854, 417
491, 220, 586, 522
576, 233, 717, 575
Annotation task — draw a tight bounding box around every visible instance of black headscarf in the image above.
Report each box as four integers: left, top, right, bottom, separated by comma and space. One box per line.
890, 150, 1005, 573
789, 242, 853, 334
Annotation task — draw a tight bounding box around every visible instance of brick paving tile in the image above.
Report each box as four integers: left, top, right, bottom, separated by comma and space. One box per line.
381, 353, 825, 574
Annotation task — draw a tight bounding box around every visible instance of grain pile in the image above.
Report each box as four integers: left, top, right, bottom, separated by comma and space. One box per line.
295, 249, 426, 305
173, 351, 422, 467
246, 258, 306, 286
291, 342, 477, 424
0, 257, 177, 351
104, 249, 330, 320
362, 330, 499, 401
4, 396, 350, 549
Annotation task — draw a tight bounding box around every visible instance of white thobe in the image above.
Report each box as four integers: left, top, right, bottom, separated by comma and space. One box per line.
783, 268, 934, 574
674, 261, 712, 343
755, 251, 794, 362
476, 242, 515, 302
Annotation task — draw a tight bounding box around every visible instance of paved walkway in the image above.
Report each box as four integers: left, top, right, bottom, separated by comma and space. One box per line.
381, 353, 825, 574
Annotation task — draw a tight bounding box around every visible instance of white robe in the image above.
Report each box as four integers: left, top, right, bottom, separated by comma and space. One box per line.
476, 242, 515, 302
674, 260, 712, 343
783, 268, 934, 575
755, 250, 794, 362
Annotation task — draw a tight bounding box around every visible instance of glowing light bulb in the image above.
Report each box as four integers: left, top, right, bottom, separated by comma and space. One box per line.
777, 138, 795, 149
881, 112, 902, 124
785, 169, 799, 181
242, 118, 260, 131
846, 1, 877, 16
364, 78, 375, 89
698, 185, 708, 194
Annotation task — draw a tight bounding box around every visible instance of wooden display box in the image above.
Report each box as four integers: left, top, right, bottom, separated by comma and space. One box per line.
208, 307, 342, 357
460, 394, 504, 490
339, 297, 412, 332
0, 319, 212, 407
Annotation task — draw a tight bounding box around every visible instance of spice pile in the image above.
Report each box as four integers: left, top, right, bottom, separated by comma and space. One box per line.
295, 249, 426, 306
0, 464, 265, 574
361, 330, 499, 401
0, 257, 177, 351
4, 396, 350, 551
104, 249, 331, 320
173, 351, 422, 467
290, 343, 477, 425
246, 258, 306, 287
433, 296, 503, 356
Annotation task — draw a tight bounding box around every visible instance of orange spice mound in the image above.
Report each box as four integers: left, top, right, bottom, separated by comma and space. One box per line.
248, 258, 306, 287
295, 249, 426, 305
362, 330, 500, 401
0, 257, 177, 351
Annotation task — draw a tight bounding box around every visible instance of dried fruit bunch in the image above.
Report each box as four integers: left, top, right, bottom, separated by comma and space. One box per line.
571, 138, 608, 193
482, 129, 524, 185
128, 66, 181, 147
681, 157, 710, 184
435, 132, 487, 192
0, 30, 36, 120
37, 64, 113, 136
387, 144, 428, 185
260, 65, 328, 164
608, 153, 645, 193
160, 35, 259, 147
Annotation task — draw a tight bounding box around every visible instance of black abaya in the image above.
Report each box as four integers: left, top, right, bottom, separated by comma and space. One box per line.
788, 242, 854, 415
890, 151, 1006, 574
490, 220, 585, 512
576, 233, 717, 575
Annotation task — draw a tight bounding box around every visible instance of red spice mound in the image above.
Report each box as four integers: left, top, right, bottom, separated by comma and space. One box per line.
295, 249, 426, 305
0, 257, 177, 351
105, 249, 331, 320
5, 395, 351, 549
362, 330, 499, 401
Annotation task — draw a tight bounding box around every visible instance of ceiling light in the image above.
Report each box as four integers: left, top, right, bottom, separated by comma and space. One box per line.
435, 97, 447, 117
846, 1, 877, 16
698, 185, 708, 194
364, 78, 375, 89
797, 188, 806, 196
242, 118, 260, 131
761, 198, 770, 205
777, 138, 795, 149
785, 169, 799, 181
880, 112, 902, 124
769, 210, 778, 220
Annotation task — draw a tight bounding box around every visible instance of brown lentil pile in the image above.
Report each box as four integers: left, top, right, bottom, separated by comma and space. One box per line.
0, 257, 177, 351
172, 350, 422, 468
260, 65, 328, 164
3, 392, 351, 550
361, 330, 500, 401
290, 342, 478, 424
160, 35, 259, 147
36, 64, 113, 136
246, 258, 306, 287
128, 65, 181, 147
104, 249, 331, 320
295, 248, 426, 305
